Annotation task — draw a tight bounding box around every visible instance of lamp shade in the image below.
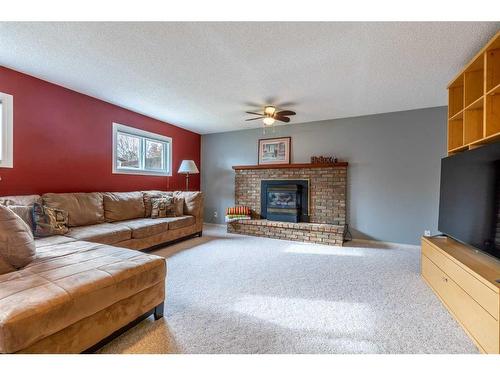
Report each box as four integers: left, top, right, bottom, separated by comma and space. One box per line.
178, 160, 199, 174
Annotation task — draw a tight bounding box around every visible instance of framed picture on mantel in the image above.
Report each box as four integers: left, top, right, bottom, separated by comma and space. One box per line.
258, 137, 291, 165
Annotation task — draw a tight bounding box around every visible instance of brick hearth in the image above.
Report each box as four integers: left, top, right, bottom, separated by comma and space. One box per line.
227, 219, 345, 246
227, 163, 347, 246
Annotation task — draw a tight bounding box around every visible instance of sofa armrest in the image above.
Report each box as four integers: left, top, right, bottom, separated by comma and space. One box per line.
174, 191, 203, 228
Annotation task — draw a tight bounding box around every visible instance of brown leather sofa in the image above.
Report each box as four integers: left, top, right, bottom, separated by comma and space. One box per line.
0, 190, 203, 353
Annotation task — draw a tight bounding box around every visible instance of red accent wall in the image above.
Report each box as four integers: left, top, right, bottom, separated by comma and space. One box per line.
0, 66, 201, 196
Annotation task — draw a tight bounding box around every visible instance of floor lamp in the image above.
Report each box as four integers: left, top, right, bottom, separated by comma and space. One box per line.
178, 160, 199, 191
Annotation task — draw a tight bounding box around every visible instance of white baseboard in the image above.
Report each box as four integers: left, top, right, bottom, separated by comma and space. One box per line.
345, 238, 420, 251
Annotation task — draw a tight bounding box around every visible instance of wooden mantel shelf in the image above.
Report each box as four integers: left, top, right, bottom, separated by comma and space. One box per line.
232, 162, 348, 170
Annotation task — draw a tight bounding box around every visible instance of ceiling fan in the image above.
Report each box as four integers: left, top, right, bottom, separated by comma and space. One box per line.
245, 106, 296, 126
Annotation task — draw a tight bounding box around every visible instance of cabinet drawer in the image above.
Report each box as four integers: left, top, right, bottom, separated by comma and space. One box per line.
422, 255, 499, 354
422, 241, 499, 319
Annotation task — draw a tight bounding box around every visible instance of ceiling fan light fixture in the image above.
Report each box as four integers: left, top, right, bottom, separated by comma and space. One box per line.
264, 106, 276, 116
263, 117, 275, 126
245, 105, 295, 127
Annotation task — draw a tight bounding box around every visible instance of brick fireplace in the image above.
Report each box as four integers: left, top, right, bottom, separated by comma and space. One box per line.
227, 162, 347, 246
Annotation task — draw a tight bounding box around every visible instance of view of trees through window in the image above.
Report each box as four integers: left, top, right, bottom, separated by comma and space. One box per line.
113, 123, 171, 175
146, 140, 164, 169
117, 132, 140, 168
116, 132, 165, 170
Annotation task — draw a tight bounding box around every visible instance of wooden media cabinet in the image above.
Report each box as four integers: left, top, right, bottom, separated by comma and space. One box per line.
421, 236, 500, 353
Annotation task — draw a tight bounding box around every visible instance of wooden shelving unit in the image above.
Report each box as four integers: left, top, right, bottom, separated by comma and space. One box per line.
447, 31, 500, 155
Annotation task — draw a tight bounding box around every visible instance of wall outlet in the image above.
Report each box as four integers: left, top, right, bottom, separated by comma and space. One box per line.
424, 230, 431, 237
213, 211, 218, 218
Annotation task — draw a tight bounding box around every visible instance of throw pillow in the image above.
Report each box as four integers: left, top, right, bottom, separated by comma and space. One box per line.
174, 197, 184, 216
143, 191, 173, 217
33, 203, 69, 237
173, 191, 202, 217
7, 205, 34, 231
0, 257, 15, 275
0, 198, 15, 206
151, 197, 176, 219
0, 205, 36, 272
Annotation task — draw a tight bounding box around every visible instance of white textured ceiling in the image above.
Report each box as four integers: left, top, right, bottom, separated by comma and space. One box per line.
0, 22, 498, 134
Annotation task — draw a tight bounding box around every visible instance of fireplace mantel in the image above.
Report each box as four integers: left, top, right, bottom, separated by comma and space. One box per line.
232, 162, 348, 170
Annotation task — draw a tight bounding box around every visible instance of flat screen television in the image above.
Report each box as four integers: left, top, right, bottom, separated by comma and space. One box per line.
438, 141, 500, 260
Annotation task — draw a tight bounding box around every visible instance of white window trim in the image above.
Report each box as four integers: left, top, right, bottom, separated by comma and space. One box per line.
112, 122, 172, 176
0, 92, 13, 168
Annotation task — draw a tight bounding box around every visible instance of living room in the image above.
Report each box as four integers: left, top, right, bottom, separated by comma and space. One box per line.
1, 1, 500, 374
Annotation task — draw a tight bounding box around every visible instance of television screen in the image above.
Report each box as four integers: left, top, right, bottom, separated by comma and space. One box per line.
438, 142, 500, 260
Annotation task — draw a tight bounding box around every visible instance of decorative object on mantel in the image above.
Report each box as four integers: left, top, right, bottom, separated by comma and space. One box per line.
177, 160, 199, 191
225, 206, 251, 223
258, 137, 291, 165
311, 155, 338, 164
245, 105, 296, 129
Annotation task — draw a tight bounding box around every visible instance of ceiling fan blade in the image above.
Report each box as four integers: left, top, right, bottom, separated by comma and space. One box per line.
245, 117, 265, 121
275, 101, 297, 108
243, 101, 264, 108
275, 110, 296, 116
274, 116, 290, 123
246, 111, 264, 116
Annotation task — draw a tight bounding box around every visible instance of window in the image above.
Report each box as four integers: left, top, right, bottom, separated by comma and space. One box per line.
0, 92, 13, 168
112, 123, 172, 176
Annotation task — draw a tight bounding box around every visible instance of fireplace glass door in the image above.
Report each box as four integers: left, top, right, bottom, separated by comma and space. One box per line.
266, 185, 301, 222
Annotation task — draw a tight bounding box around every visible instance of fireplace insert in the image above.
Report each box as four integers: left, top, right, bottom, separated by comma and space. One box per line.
261, 180, 309, 223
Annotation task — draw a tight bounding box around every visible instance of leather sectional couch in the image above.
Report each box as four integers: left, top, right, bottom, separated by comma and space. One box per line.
0, 190, 203, 353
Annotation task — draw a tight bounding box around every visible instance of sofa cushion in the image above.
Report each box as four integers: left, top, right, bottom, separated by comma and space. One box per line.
168, 215, 196, 230
0, 195, 41, 206
0, 205, 36, 274
174, 191, 202, 217
66, 223, 131, 245
0, 240, 166, 353
119, 218, 170, 239
103, 192, 145, 222
34, 235, 76, 248
42, 193, 105, 227
118, 216, 195, 240
142, 191, 173, 217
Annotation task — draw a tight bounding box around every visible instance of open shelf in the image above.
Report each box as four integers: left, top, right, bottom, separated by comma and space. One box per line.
464, 55, 484, 107
486, 48, 500, 93
485, 94, 500, 137
464, 105, 484, 144
486, 82, 500, 95
448, 75, 464, 119
469, 132, 500, 147
447, 31, 500, 155
448, 119, 464, 150
449, 109, 463, 121
464, 95, 484, 111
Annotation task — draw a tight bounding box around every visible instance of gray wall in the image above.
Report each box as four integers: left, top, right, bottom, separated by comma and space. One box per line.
201, 107, 447, 245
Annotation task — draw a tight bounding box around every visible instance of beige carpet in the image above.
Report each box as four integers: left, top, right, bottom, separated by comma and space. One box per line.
97, 224, 478, 354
